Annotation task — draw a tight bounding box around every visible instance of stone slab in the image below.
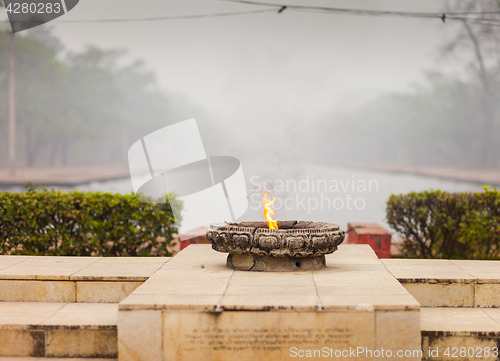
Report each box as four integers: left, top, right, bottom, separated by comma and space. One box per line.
76, 281, 143, 303
474, 283, 500, 308
69, 258, 169, 281
382, 259, 500, 307
0, 256, 170, 282
0, 257, 170, 303
0, 302, 117, 358
402, 283, 475, 308
0, 302, 117, 328
0, 257, 100, 280
382, 259, 477, 283
421, 308, 500, 333
0, 280, 76, 302
0, 256, 34, 270
118, 310, 163, 361
376, 310, 421, 361
452, 260, 500, 283
121, 245, 417, 312
0, 280, 144, 303
119, 245, 421, 361
421, 307, 500, 361
45, 329, 117, 358
0, 329, 45, 357
0, 302, 64, 325
40, 303, 118, 327
484, 308, 500, 324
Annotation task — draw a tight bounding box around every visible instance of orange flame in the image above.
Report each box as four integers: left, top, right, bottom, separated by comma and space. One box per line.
263, 192, 278, 229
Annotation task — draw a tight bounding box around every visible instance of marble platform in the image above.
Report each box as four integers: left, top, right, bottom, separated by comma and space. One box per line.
118, 245, 421, 361
0, 245, 499, 360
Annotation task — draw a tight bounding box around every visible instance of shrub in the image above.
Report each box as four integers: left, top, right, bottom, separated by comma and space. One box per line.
386, 186, 500, 259
0, 188, 182, 256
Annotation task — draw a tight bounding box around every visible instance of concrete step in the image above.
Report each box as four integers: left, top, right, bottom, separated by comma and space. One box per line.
383, 259, 500, 307
0, 255, 169, 303
421, 307, 500, 361
0, 302, 117, 358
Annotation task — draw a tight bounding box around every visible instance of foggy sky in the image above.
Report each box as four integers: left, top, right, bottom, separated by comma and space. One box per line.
0, 0, 485, 229
1, 0, 467, 168
38, 0, 463, 125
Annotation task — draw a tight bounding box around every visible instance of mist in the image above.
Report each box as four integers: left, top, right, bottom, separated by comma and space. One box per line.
1, 0, 499, 229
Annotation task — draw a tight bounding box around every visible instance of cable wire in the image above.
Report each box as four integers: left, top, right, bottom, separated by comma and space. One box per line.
1, 0, 500, 26
223, 0, 500, 25
0, 8, 275, 24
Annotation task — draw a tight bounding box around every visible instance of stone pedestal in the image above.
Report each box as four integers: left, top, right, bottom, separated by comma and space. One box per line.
206, 221, 345, 272
226, 253, 326, 271
118, 244, 421, 361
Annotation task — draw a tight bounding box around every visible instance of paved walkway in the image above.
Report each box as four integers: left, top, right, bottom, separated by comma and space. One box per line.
341, 162, 500, 187
0, 166, 130, 187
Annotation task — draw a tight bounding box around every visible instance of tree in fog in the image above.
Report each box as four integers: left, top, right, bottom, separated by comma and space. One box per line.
442, 0, 500, 166
310, 69, 495, 168
0, 29, 201, 167
309, 1, 500, 169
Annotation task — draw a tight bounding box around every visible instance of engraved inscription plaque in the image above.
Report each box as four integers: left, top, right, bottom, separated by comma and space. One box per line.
163, 311, 375, 361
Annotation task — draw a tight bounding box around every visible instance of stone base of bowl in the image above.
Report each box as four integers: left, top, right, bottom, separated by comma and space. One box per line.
227, 253, 326, 272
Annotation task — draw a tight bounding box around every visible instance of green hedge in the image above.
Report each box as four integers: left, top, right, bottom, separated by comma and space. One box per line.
386, 186, 500, 259
0, 189, 181, 256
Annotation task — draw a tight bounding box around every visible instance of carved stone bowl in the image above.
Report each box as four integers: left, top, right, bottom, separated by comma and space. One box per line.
206, 221, 345, 272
